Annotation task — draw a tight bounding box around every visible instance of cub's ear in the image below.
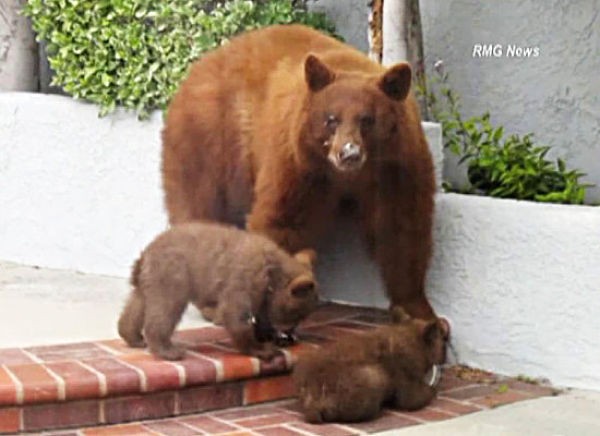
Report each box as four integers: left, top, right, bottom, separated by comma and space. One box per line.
390, 305, 411, 323
294, 249, 317, 268
289, 275, 317, 299
305, 54, 336, 92
422, 320, 441, 345
378, 62, 412, 101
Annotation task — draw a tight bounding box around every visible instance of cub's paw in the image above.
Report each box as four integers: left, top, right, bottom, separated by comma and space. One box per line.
154, 345, 186, 361
200, 306, 216, 322
125, 338, 146, 348
251, 343, 280, 361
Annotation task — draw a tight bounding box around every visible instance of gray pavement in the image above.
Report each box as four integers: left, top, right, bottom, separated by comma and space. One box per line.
0, 261, 209, 348
381, 389, 600, 436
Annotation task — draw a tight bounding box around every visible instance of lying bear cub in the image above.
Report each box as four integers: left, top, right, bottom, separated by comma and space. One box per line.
293, 307, 447, 423
118, 222, 318, 360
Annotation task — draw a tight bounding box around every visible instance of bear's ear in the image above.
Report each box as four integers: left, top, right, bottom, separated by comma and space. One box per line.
294, 249, 317, 268
421, 320, 441, 345
289, 275, 317, 299
305, 54, 336, 92
378, 62, 412, 101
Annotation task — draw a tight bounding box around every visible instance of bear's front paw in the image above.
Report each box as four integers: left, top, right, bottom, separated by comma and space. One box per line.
251, 343, 280, 361
125, 337, 146, 348
153, 345, 186, 361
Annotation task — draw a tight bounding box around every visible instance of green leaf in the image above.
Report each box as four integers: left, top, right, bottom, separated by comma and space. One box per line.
23, 0, 340, 117
497, 384, 509, 394
492, 126, 503, 142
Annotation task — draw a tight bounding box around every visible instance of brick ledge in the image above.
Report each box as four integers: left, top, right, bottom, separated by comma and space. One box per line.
0, 303, 560, 434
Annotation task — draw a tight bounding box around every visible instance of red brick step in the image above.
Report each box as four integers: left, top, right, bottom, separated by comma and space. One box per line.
0, 304, 385, 433
0, 304, 559, 434
44, 373, 559, 436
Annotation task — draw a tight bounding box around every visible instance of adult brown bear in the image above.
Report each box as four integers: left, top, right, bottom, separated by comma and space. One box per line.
162, 24, 437, 319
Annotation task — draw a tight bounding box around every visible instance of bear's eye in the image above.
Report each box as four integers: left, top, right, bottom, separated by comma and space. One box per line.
324, 114, 339, 129
360, 114, 375, 130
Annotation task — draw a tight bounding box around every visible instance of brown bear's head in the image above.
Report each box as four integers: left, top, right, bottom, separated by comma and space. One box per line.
300, 54, 412, 174
391, 306, 447, 366
268, 249, 319, 333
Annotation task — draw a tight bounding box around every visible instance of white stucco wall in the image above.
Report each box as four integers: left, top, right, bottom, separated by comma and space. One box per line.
420, 0, 600, 203
429, 194, 600, 391
0, 93, 167, 277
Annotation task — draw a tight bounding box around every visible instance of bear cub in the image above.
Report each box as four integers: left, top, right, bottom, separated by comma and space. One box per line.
118, 221, 318, 361
293, 307, 446, 423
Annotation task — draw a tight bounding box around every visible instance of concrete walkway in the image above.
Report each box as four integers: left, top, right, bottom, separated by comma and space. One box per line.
0, 261, 209, 348
383, 389, 600, 435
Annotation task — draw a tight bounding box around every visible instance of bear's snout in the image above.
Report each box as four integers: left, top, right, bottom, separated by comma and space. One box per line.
329, 142, 366, 172
339, 142, 361, 162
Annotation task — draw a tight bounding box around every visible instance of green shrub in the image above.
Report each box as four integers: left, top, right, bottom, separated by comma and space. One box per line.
417, 62, 592, 205
23, 0, 338, 118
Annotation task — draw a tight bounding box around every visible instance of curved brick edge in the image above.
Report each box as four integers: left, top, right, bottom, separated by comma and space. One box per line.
0, 304, 381, 409
0, 303, 562, 433
0, 304, 385, 433
0, 376, 298, 434
12, 369, 560, 435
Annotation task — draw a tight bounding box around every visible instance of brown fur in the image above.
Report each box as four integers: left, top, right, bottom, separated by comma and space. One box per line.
117, 222, 318, 360
292, 308, 446, 423
162, 24, 436, 319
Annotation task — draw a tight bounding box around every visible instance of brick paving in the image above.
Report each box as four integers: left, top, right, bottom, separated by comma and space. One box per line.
43, 374, 558, 436
0, 304, 559, 434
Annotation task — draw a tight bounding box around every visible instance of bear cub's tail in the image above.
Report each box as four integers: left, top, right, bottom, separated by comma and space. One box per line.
130, 256, 143, 288
117, 257, 146, 348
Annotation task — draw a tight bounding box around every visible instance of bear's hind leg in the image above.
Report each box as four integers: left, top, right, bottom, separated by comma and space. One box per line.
162, 138, 226, 224
143, 293, 188, 360
118, 291, 146, 348
392, 380, 436, 411
162, 84, 241, 225
199, 305, 223, 325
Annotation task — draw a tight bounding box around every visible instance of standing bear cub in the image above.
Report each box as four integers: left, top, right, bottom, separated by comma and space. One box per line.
162, 24, 437, 319
118, 222, 318, 361
293, 307, 446, 423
